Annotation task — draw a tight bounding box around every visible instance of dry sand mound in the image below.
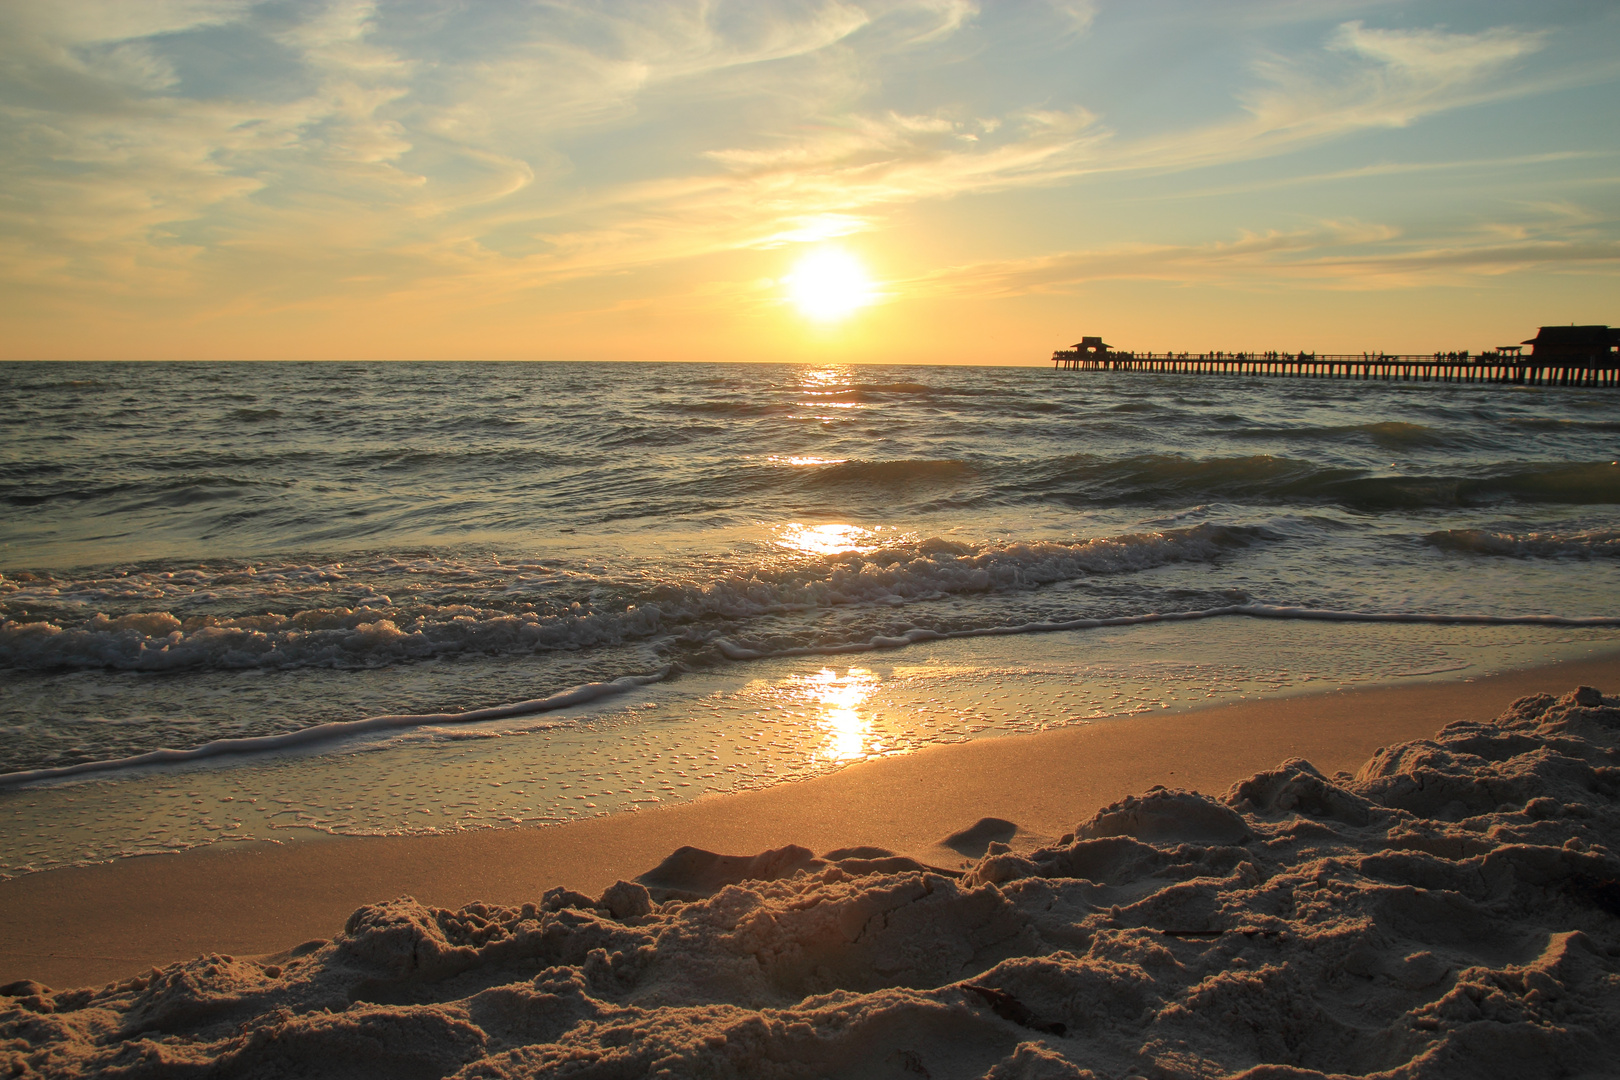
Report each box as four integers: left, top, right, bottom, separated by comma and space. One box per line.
6, 688, 1620, 1079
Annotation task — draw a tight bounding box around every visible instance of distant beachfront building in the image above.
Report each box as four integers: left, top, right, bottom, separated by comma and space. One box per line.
1521, 325, 1620, 367
1069, 336, 1110, 357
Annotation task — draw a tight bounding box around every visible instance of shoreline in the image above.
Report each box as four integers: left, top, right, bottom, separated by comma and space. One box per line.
3, 648, 1619, 990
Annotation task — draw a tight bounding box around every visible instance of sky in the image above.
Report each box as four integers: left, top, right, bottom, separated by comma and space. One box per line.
1, 0, 1617, 363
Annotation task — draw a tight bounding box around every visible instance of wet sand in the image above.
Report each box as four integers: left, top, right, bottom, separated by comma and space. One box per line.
3, 650, 1618, 991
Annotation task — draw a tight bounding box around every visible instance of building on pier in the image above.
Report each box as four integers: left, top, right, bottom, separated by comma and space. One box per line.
1069, 336, 1110, 358
1521, 326, 1620, 367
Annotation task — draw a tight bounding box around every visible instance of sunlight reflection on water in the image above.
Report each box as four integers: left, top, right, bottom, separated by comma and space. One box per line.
778, 522, 885, 555
798, 366, 852, 390
768, 455, 850, 466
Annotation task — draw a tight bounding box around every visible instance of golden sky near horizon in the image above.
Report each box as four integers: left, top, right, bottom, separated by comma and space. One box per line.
1, 1, 1617, 363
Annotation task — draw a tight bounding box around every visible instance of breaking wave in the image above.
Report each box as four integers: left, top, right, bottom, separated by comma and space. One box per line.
1015, 455, 1620, 509
0, 524, 1257, 674
8, 603, 1617, 787
1426, 527, 1620, 558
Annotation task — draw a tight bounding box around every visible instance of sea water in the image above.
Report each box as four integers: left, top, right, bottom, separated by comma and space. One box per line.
2, 361, 1617, 876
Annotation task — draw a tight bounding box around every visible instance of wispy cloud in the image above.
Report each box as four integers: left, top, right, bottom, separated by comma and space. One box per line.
1248, 20, 1549, 130
906, 204, 1620, 296
0, 0, 1613, 329
1087, 20, 1556, 179
0, 0, 422, 296
479, 17, 1582, 290
1161, 151, 1615, 200
0, 1, 982, 300
1041, 0, 1097, 38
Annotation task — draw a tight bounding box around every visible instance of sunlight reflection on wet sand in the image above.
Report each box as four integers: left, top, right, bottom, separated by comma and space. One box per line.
7, 622, 1616, 879
806, 667, 882, 762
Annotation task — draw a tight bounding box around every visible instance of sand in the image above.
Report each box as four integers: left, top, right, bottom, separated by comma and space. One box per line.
3, 655, 1620, 1076
2, 653, 1617, 993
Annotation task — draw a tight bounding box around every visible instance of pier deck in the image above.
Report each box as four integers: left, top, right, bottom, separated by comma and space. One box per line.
1052, 351, 1618, 387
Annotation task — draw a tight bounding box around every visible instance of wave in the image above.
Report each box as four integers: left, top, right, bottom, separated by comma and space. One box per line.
807, 382, 970, 402
0, 376, 113, 392
1225, 420, 1460, 450
681, 400, 801, 417
0, 525, 1255, 673
803, 458, 977, 487
1311, 464, 1620, 510
1505, 417, 1620, 433
355, 446, 579, 470
5, 474, 289, 509
600, 423, 727, 448
1017, 455, 1620, 509
1426, 528, 1620, 558
0, 673, 665, 788
13, 599, 1616, 787
712, 602, 1620, 660
676, 382, 968, 417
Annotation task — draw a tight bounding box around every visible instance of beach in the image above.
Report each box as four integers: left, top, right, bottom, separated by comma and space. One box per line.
6, 4, 1620, 1074
4, 361, 1619, 1076
6, 659, 1620, 1077
6, 650, 1618, 990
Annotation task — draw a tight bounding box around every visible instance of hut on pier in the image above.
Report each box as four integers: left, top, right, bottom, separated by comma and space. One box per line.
1521, 326, 1620, 368
1069, 336, 1110, 358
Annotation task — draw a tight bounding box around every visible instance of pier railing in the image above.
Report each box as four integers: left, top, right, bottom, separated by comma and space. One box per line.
1051, 350, 1618, 387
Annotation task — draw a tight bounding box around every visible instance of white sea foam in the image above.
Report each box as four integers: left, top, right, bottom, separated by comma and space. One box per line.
0, 525, 1255, 673
10, 601, 1615, 790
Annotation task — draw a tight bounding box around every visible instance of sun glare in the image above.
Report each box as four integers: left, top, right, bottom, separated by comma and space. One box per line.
778, 522, 883, 556
807, 667, 881, 762
786, 248, 875, 323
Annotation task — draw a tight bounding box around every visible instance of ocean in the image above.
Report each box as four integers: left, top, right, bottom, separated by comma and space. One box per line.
3, 360, 1618, 876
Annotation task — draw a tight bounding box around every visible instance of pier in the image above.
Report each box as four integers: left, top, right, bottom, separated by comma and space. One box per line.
1052, 327, 1620, 387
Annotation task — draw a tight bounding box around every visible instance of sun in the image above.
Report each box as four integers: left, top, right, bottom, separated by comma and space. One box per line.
786, 247, 875, 323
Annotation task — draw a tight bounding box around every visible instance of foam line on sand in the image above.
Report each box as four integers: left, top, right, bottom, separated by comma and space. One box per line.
0, 673, 666, 788
713, 600, 1620, 658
